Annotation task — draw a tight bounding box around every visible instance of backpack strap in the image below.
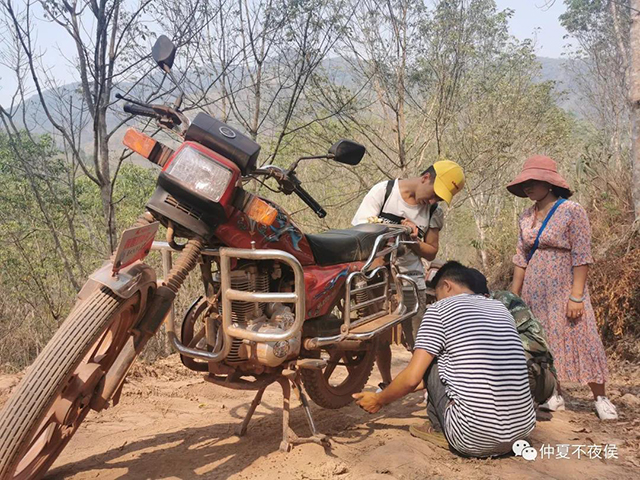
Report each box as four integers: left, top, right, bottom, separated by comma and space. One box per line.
379, 179, 394, 216
378, 180, 405, 224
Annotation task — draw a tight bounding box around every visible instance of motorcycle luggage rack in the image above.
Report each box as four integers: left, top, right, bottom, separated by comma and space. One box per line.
360, 226, 409, 272
343, 267, 389, 331
305, 273, 420, 349
306, 225, 417, 349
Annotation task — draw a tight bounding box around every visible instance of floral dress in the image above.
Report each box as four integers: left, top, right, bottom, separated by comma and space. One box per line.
513, 200, 609, 384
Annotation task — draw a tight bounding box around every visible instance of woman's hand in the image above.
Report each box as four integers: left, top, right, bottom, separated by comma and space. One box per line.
352, 392, 383, 413
566, 298, 585, 320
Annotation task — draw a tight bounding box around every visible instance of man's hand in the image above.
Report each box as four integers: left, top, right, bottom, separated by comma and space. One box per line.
352, 392, 383, 413
401, 219, 419, 238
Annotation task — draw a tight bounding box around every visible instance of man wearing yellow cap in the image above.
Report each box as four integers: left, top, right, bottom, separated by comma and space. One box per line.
352, 160, 465, 390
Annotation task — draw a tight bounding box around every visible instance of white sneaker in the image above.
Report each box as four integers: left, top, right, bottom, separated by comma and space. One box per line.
540, 394, 565, 411
424, 390, 429, 404
594, 396, 618, 421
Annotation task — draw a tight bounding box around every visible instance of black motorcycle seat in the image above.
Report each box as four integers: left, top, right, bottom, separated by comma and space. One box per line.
306, 224, 390, 266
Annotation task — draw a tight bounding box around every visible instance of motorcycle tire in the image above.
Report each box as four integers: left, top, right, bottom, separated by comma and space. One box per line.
301, 341, 376, 409
0, 286, 148, 480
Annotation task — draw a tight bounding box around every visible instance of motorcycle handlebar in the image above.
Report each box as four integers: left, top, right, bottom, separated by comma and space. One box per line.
293, 182, 326, 218
251, 167, 326, 218
124, 103, 159, 119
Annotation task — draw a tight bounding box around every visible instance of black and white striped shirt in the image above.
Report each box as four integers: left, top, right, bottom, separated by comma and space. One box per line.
415, 294, 536, 457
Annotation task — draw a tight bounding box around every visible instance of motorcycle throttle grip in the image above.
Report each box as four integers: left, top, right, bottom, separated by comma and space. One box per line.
124, 103, 158, 118
294, 184, 327, 218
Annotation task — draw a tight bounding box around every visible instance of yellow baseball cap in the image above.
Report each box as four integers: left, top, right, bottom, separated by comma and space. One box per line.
432, 160, 465, 205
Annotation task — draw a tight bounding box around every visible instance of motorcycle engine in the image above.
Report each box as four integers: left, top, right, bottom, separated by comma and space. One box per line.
213, 264, 301, 368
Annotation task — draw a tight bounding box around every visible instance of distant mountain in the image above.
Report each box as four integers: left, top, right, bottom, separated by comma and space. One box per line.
8, 56, 585, 153
536, 56, 585, 116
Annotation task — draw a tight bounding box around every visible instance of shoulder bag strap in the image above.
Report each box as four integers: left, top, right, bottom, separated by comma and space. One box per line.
526, 198, 566, 262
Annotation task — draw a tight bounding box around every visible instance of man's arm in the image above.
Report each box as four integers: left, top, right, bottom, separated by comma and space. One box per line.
407, 227, 439, 261
353, 349, 435, 413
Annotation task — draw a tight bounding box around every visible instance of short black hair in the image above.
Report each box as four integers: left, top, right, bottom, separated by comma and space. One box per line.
429, 261, 475, 291
420, 165, 436, 177
467, 268, 490, 296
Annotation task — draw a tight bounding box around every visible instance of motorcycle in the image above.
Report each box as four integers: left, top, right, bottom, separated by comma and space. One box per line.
0, 36, 419, 480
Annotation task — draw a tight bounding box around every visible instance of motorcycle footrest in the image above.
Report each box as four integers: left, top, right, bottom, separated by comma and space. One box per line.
296, 359, 327, 370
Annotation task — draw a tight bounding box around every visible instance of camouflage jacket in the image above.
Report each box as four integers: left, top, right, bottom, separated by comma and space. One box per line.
491, 290, 557, 377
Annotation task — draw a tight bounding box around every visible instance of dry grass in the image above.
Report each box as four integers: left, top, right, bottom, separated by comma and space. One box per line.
590, 235, 640, 359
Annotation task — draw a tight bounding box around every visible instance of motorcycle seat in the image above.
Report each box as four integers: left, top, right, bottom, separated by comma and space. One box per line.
306, 224, 390, 266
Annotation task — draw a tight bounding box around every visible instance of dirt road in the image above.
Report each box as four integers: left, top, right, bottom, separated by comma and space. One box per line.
1, 347, 639, 479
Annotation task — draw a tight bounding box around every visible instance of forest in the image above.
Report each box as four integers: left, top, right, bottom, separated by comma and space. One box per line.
1, 0, 639, 369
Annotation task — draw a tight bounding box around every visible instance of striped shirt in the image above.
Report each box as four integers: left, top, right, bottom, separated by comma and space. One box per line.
415, 293, 536, 457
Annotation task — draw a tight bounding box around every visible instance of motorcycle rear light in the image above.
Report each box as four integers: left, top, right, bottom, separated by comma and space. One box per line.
164, 145, 235, 203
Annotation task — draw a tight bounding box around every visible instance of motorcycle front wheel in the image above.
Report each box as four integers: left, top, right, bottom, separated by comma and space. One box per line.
0, 285, 151, 480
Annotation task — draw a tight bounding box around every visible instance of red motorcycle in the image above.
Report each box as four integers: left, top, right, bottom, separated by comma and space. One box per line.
0, 36, 419, 480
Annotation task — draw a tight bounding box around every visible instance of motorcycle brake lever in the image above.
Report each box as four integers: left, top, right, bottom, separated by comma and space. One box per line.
152, 105, 183, 125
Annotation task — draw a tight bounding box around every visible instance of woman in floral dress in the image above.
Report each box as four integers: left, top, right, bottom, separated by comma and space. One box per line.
508, 155, 617, 420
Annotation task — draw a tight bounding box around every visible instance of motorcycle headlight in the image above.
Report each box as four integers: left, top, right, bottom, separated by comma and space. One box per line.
164, 145, 234, 203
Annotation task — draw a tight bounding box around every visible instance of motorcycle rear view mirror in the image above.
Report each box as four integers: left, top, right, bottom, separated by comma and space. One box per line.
328, 140, 366, 166
152, 35, 176, 72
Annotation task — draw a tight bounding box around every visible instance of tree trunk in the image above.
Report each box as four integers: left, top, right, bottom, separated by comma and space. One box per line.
630, 1, 640, 220
98, 114, 116, 252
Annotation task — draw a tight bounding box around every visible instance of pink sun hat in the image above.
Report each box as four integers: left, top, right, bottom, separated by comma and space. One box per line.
507, 155, 572, 198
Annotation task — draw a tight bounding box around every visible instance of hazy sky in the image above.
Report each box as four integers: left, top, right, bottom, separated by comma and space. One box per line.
496, 0, 569, 58
0, 1, 570, 107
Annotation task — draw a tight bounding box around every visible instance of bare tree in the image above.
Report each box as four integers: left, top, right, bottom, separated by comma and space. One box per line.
0, 0, 163, 252
631, 0, 640, 220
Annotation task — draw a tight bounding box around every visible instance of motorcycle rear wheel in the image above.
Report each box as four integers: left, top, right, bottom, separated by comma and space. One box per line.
301, 342, 376, 409
0, 286, 149, 480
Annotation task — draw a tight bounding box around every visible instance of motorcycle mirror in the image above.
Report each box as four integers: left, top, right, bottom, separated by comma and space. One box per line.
328, 139, 366, 166
152, 35, 176, 72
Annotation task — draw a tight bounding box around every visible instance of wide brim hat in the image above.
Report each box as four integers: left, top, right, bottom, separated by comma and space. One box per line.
507, 155, 572, 198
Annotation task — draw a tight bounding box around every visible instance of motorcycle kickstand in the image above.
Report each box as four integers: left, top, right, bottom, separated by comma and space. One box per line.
236, 386, 267, 437
278, 374, 330, 453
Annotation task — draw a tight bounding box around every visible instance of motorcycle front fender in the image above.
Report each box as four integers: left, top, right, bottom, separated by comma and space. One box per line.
79, 261, 157, 301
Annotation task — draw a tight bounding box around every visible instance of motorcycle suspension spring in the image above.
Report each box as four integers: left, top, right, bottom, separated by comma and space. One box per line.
132, 211, 156, 228
164, 237, 204, 294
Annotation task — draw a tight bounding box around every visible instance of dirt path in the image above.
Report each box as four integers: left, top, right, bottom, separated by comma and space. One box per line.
2, 347, 639, 479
